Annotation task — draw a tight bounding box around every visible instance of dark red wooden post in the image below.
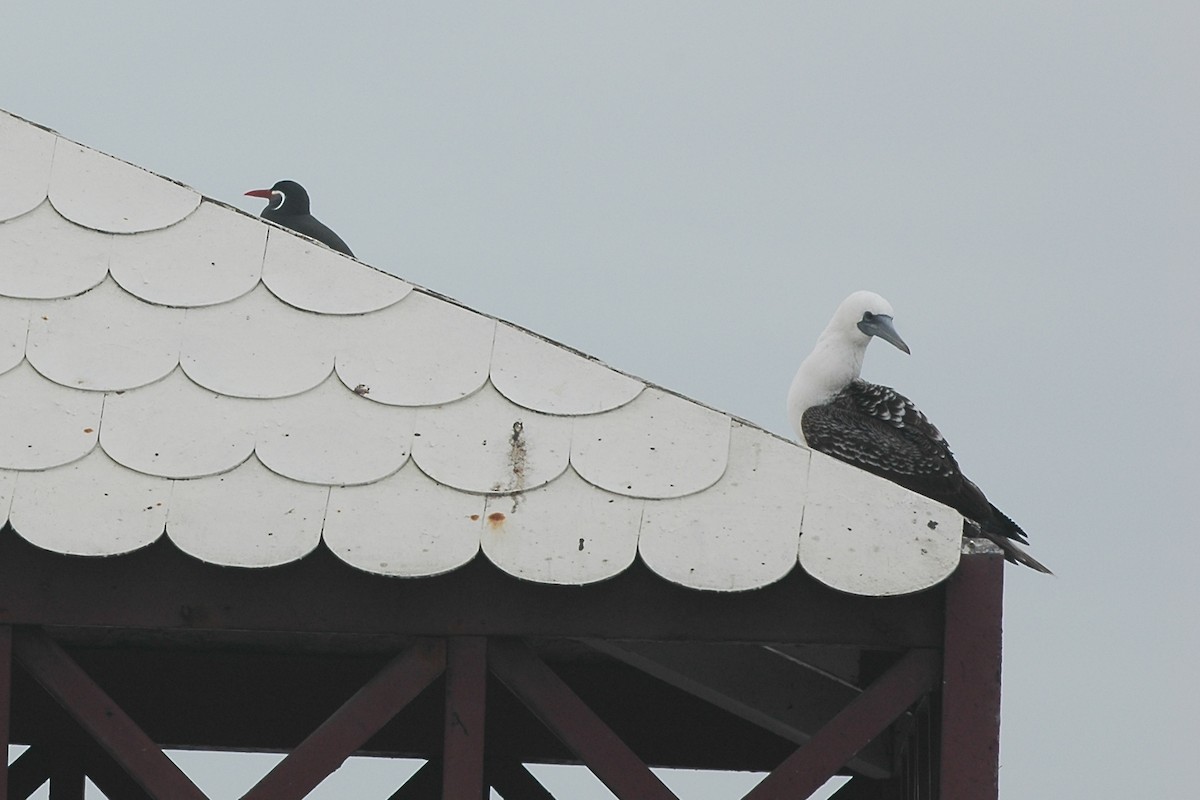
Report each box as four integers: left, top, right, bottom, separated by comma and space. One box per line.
442, 637, 487, 799
0, 626, 10, 800
939, 551, 1004, 800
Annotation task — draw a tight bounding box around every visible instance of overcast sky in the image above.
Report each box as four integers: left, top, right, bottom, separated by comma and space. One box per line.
4, 2, 1198, 798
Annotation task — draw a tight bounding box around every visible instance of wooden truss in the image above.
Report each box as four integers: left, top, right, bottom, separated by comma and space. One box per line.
0, 530, 1003, 800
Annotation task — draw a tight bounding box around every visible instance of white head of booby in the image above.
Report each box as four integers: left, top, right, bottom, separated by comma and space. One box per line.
787, 290, 910, 444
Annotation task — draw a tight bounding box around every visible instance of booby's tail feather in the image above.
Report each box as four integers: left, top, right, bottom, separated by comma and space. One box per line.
977, 529, 1054, 574
984, 504, 1030, 545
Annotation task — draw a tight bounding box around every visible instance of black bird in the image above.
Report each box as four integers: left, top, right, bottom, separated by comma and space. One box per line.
787, 291, 1052, 573
245, 180, 354, 256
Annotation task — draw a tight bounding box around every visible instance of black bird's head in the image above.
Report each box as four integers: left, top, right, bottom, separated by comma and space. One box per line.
245, 180, 310, 216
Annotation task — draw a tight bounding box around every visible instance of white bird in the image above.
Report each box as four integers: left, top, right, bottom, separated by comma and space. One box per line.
788, 291, 1051, 573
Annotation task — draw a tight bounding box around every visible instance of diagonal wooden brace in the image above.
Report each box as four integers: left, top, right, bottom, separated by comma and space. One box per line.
241, 638, 446, 800
743, 648, 941, 800
12, 627, 209, 800
488, 639, 679, 800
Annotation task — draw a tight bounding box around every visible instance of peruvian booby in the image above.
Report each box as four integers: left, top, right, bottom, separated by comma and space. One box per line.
788, 291, 1051, 573
245, 180, 354, 257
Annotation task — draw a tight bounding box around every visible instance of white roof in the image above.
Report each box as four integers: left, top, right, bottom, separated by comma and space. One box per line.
0, 109, 964, 596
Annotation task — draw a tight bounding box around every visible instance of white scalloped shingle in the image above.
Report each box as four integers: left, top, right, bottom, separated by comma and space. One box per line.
181, 284, 338, 399
798, 452, 963, 596
0, 201, 112, 300
571, 388, 731, 498
491, 323, 644, 415
324, 464, 484, 577
481, 468, 643, 585
0, 109, 977, 596
48, 141, 201, 233
9, 450, 168, 556
0, 111, 55, 221
335, 291, 495, 406
109, 200, 265, 307
411, 383, 572, 494
639, 424, 808, 591
261, 230, 412, 314
26, 278, 184, 391
0, 296, 31, 375
0, 469, 14, 520
257, 374, 416, 486
100, 369, 260, 479
0, 361, 101, 470
168, 456, 327, 568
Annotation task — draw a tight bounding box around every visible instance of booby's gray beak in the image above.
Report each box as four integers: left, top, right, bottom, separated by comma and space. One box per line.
858, 315, 911, 354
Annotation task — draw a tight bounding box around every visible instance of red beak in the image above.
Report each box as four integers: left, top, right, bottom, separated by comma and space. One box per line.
245, 189, 274, 199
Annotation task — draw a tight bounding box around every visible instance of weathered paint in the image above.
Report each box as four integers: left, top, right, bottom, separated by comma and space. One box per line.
26, 278, 184, 391
324, 464, 483, 577
639, 424, 807, 591
799, 452, 962, 596
491, 323, 644, 415
0, 362, 101, 471
100, 368, 261, 479
334, 291, 496, 406
412, 383, 572, 494
571, 387, 731, 499
0, 110, 56, 221
261, 228, 412, 314
0, 201, 111, 299
109, 201, 265, 307
256, 374, 416, 486
47, 140, 200, 233
9, 450, 168, 556
180, 284, 339, 398
0, 297, 31, 375
167, 456, 327, 568
481, 467, 642, 585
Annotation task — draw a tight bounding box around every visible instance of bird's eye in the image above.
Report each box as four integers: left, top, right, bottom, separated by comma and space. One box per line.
862, 312, 875, 322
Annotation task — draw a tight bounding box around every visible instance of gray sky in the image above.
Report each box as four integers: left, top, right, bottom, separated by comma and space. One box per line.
4, 2, 1198, 797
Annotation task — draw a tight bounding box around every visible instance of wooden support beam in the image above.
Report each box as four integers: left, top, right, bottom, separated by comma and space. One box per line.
12, 628, 208, 800
487, 761, 557, 800
0, 536, 945, 649
584, 640, 891, 778
241, 639, 445, 800
388, 760, 440, 800
488, 639, 679, 800
940, 551, 1004, 800
7, 747, 51, 800
0, 626, 10, 800
743, 649, 940, 800
443, 637, 487, 800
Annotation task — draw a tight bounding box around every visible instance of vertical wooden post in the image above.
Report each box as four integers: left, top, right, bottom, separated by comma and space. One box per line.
0, 626, 11, 800
443, 637, 487, 800
939, 551, 1004, 800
